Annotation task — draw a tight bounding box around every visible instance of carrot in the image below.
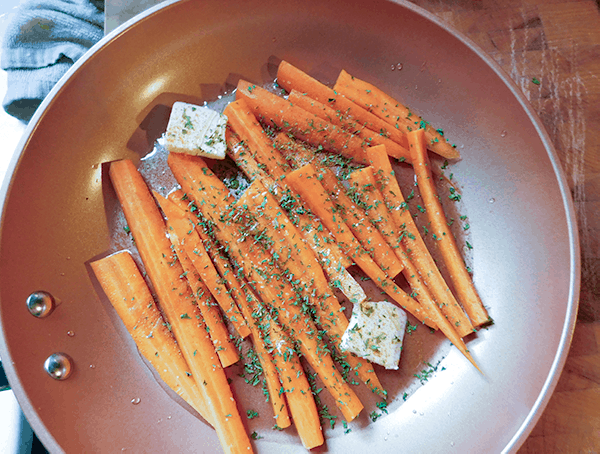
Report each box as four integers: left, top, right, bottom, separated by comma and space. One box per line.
235, 179, 385, 396
284, 163, 434, 328
224, 99, 290, 184
276, 61, 409, 151
334, 69, 460, 160
167, 154, 365, 421
167, 190, 291, 427
408, 130, 490, 328
288, 89, 411, 162
267, 321, 323, 449
364, 144, 477, 336
235, 79, 368, 164
109, 159, 253, 454
152, 193, 242, 367
225, 127, 353, 270
346, 166, 474, 337
236, 286, 292, 429
154, 191, 251, 340
225, 129, 279, 191
273, 133, 404, 279
90, 250, 213, 425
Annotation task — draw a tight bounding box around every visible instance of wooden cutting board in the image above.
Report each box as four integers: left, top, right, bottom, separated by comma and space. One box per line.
408, 0, 600, 451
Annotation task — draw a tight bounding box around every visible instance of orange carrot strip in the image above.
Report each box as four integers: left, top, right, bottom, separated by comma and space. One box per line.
334, 69, 460, 160
109, 159, 253, 454
236, 286, 292, 429
408, 130, 490, 328
346, 167, 474, 337
273, 133, 404, 279
224, 99, 290, 184
276, 61, 408, 150
235, 80, 368, 164
90, 251, 213, 425
225, 126, 353, 270
285, 163, 434, 328
235, 180, 386, 396
365, 145, 475, 337
168, 154, 364, 421
153, 193, 242, 367
167, 190, 291, 427
154, 191, 251, 340
288, 89, 411, 162
268, 321, 323, 449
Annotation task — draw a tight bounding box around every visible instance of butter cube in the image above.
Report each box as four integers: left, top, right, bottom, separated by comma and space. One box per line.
165, 102, 227, 159
341, 301, 407, 370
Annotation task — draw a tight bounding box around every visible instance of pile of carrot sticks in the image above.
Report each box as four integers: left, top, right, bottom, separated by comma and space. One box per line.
90, 61, 491, 454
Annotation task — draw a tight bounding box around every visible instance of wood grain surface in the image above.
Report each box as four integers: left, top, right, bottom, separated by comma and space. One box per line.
408, 0, 600, 451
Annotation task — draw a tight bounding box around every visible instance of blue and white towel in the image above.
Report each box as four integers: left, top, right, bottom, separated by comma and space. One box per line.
1, 0, 104, 121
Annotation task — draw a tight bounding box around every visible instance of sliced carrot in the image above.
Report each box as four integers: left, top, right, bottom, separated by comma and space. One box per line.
154, 191, 251, 340
225, 127, 353, 270
90, 250, 213, 425
153, 193, 242, 368
109, 159, 253, 454
235, 79, 368, 164
235, 179, 385, 396
346, 166, 474, 337
288, 89, 411, 162
365, 145, 475, 337
225, 129, 279, 191
168, 154, 364, 421
276, 61, 409, 150
408, 130, 490, 328
273, 133, 404, 279
268, 321, 323, 449
167, 189, 291, 427
224, 99, 290, 184
334, 69, 460, 160
284, 163, 433, 328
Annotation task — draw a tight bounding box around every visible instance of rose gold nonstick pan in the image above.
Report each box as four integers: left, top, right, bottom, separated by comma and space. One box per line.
0, 0, 579, 452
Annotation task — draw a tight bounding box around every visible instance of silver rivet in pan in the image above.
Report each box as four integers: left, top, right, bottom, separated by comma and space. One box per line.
26, 291, 55, 318
44, 353, 73, 380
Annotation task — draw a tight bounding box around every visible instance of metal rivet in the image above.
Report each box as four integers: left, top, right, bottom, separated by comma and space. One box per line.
44, 353, 73, 380
26, 291, 55, 318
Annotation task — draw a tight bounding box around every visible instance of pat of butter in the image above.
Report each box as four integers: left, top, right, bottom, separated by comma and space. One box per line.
165, 102, 227, 159
340, 301, 407, 370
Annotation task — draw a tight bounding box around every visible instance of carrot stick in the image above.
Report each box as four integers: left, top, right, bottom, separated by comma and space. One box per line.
166, 190, 291, 427
365, 144, 477, 337
273, 133, 404, 279
109, 159, 253, 454
285, 163, 434, 328
334, 69, 460, 160
225, 127, 353, 270
154, 191, 251, 340
168, 154, 364, 421
152, 193, 242, 368
276, 61, 409, 150
90, 250, 213, 425
235, 80, 368, 164
235, 180, 386, 396
346, 167, 474, 337
288, 89, 411, 162
224, 99, 290, 184
267, 321, 324, 449
408, 130, 490, 328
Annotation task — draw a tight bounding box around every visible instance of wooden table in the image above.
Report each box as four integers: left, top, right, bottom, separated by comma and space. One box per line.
104, 0, 600, 450
407, 0, 600, 451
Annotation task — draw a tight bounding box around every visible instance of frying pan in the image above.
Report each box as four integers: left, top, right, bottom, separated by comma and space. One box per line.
0, 0, 579, 452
